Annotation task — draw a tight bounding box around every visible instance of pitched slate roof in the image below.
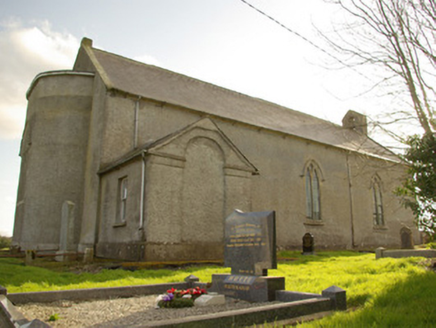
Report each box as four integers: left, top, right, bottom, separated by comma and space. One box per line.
74, 38, 398, 162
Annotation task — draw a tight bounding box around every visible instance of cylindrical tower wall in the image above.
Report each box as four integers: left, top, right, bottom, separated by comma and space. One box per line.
13, 72, 94, 251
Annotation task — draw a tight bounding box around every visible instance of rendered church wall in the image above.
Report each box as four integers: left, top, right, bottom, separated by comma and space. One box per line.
348, 154, 418, 248
96, 94, 414, 252
215, 123, 354, 249
96, 158, 145, 260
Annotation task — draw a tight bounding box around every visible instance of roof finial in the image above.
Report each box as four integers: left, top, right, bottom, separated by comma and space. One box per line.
81, 38, 93, 48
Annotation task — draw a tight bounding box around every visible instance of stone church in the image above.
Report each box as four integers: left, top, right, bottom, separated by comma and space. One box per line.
12, 38, 418, 261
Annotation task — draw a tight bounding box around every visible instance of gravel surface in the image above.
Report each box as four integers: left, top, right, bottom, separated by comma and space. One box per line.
17, 295, 279, 327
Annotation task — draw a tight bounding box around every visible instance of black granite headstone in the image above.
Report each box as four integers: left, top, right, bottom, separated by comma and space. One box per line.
211, 210, 284, 302
224, 210, 277, 276
302, 233, 314, 255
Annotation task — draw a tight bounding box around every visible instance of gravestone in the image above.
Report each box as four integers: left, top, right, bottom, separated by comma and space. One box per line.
224, 210, 277, 275
83, 248, 94, 263
55, 201, 77, 262
302, 233, 314, 255
400, 227, 414, 249
210, 210, 284, 302
25, 250, 36, 265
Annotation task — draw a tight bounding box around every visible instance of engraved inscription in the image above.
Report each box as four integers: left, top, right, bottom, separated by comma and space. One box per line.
226, 223, 266, 248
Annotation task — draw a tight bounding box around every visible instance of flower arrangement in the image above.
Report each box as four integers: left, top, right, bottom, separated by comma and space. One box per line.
156, 287, 208, 308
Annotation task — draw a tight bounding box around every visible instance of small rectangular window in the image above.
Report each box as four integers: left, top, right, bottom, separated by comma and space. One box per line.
117, 177, 128, 223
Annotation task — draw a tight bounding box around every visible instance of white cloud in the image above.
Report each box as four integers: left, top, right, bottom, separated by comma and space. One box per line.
0, 19, 79, 139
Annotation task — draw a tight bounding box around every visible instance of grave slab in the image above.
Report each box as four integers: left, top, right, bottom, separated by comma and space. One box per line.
194, 294, 225, 306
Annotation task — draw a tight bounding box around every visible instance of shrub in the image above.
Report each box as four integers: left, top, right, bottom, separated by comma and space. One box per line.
0, 235, 11, 250
427, 242, 436, 249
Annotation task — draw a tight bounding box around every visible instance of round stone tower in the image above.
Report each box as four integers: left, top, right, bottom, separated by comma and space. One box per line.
12, 71, 94, 252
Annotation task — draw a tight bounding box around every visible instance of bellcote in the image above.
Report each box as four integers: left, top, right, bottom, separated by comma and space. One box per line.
342, 110, 368, 135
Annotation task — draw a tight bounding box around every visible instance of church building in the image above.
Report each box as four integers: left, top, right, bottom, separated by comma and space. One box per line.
12, 38, 418, 261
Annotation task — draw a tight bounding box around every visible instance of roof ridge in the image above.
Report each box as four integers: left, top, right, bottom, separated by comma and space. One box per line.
88, 46, 342, 130
80, 39, 398, 161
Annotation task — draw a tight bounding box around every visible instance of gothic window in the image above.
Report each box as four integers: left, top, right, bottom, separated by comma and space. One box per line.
305, 164, 321, 220
372, 178, 384, 226
117, 176, 128, 223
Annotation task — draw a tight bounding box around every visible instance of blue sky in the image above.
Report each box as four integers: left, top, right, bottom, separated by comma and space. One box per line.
0, 0, 417, 236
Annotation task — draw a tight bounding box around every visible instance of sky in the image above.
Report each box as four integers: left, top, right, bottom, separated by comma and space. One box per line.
0, 0, 419, 237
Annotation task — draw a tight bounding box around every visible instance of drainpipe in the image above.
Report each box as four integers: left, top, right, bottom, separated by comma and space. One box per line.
133, 96, 141, 149
346, 152, 356, 248
139, 152, 146, 230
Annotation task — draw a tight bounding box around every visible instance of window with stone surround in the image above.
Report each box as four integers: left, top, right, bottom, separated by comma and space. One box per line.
116, 176, 128, 224
305, 163, 321, 220
372, 177, 384, 226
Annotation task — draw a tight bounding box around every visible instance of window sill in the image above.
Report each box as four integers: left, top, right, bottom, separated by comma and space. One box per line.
113, 222, 127, 228
373, 225, 388, 231
304, 219, 324, 226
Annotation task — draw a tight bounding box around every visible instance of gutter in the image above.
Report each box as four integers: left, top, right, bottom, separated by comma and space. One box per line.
139, 152, 146, 230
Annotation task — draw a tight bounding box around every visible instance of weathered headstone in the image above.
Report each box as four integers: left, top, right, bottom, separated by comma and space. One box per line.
400, 226, 414, 249
55, 201, 77, 262
210, 210, 284, 302
302, 233, 314, 255
25, 250, 36, 265
83, 248, 94, 263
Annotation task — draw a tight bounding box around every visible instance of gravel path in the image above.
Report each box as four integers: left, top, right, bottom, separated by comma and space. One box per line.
17, 295, 279, 327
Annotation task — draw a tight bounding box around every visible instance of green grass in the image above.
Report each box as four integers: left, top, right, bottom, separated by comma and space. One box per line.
0, 257, 229, 293
1, 251, 435, 327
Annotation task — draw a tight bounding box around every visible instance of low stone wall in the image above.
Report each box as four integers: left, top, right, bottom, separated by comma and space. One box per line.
144, 298, 332, 328
375, 247, 436, 259
8, 282, 188, 305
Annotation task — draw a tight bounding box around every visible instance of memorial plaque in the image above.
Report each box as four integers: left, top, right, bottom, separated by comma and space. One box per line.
224, 210, 277, 276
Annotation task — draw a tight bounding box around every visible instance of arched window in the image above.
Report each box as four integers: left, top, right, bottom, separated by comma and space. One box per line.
305, 164, 321, 220
372, 178, 384, 226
